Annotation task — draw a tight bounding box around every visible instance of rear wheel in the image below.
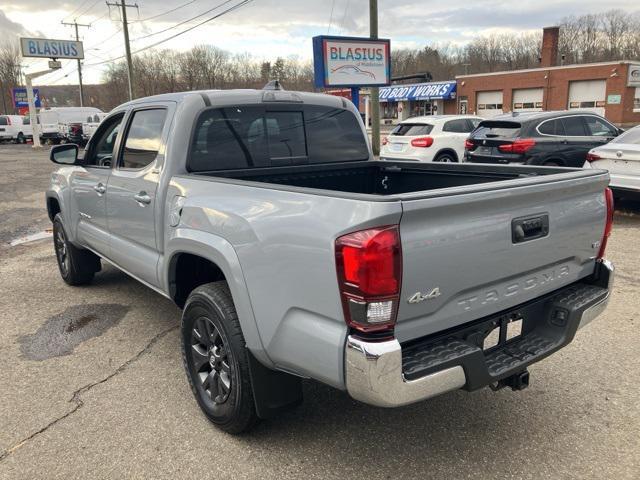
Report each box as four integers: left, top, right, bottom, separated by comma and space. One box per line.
181, 282, 258, 434
434, 152, 457, 163
16, 133, 25, 144
53, 214, 100, 285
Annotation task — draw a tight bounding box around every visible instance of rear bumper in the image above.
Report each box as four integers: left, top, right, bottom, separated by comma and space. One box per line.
345, 260, 613, 407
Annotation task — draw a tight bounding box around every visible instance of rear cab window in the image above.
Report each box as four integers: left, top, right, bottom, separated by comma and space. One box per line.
188, 104, 369, 171
390, 123, 433, 136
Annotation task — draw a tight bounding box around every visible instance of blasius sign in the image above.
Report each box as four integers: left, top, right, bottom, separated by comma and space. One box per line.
313, 35, 391, 88
20, 38, 84, 60
379, 81, 456, 102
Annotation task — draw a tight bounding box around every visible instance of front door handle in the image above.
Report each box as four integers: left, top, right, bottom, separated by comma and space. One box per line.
134, 192, 151, 205
93, 183, 106, 195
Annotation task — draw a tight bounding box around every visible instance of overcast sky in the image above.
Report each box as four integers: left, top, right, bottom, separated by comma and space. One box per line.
2, 0, 638, 85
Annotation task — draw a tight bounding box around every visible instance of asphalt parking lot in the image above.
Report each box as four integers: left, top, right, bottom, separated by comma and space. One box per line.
0, 144, 638, 479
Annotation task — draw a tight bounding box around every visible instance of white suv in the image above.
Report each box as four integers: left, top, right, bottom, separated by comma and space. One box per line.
381, 115, 483, 162
0, 115, 33, 144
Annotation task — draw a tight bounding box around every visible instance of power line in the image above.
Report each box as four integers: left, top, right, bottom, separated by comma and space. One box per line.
74, 0, 103, 20
63, 0, 92, 21
85, 0, 254, 67
133, 0, 200, 23
339, 0, 351, 34
327, 0, 336, 34
131, 0, 235, 42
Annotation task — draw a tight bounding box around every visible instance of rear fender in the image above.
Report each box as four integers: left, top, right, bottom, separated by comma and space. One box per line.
164, 229, 272, 368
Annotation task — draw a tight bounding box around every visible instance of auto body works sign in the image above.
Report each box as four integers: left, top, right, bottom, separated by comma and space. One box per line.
13, 88, 41, 108
379, 82, 457, 102
313, 35, 390, 88
20, 37, 84, 59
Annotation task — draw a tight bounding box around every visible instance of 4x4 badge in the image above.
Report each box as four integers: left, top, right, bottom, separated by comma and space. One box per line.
408, 288, 442, 304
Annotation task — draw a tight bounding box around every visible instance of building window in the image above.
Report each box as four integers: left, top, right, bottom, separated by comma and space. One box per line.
634, 88, 640, 112
382, 102, 398, 119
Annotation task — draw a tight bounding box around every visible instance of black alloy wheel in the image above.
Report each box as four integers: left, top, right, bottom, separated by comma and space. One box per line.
190, 316, 233, 405
54, 225, 70, 278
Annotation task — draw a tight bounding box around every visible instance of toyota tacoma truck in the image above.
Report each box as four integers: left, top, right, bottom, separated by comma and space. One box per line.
46, 87, 614, 434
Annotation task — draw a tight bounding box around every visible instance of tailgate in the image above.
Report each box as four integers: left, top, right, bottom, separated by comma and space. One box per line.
395, 171, 609, 342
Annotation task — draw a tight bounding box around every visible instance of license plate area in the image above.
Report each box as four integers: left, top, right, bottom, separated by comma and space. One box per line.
389, 143, 405, 152
483, 315, 524, 352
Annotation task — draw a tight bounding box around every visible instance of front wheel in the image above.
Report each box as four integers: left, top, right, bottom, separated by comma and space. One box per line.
16, 133, 25, 144
181, 282, 258, 434
53, 214, 100, 285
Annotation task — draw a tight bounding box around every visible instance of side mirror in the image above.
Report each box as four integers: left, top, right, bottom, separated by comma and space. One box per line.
50, 144, 79, 165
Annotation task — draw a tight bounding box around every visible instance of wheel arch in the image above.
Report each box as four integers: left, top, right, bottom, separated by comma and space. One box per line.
46, 195, 61, 222
165, 231, 271, 367
434, 148, 459, 162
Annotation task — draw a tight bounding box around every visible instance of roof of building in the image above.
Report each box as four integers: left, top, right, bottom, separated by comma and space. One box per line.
456, 60, 635, 79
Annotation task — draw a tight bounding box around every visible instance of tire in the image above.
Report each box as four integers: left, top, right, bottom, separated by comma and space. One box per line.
543, 160, 562, 166
53, 213, 100, 285
434, 152, 457, 163
181, 282, 258, 434
16, 133, 25, 144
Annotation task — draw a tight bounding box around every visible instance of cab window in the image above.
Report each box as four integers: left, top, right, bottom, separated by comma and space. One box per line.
84, 113, 124, 167
120, 109, 167, 170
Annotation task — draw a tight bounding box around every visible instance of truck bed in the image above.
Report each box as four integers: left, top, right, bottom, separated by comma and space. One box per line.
193, 160, 598, 198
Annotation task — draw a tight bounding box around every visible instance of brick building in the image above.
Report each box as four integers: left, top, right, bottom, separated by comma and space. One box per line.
456, 27, 640, 127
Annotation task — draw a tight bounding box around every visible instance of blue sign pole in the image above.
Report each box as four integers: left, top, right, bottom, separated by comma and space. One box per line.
351, 87, 360, 112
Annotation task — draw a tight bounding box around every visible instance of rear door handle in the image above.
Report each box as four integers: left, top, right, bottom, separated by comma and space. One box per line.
134, 192, 151, 205
93, 183, 106, 195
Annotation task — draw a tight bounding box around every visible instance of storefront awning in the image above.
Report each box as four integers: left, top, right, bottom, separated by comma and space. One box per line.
379, 81, 456, 102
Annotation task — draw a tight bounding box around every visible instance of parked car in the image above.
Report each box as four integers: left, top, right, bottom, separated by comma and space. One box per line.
38, 107, 103, 144
585, 124, 640, 194
465, 111, 622, 167
46, 88, 613, 434
82, 113, 107, 142
0, 115, 32, 144
381, 115, 483, 162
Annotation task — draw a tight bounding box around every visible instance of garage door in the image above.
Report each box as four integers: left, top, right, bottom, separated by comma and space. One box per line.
568, 80, 606, 116
513, 88, 543, 112
477, 91, 503, 117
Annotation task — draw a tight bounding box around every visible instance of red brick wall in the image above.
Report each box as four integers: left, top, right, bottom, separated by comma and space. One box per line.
443, 99, 457, 114
457, 63, 640, 126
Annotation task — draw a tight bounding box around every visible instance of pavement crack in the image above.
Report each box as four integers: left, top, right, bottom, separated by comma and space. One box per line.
0, 325, 178, 462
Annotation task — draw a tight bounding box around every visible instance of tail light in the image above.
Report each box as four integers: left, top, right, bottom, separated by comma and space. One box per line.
410, 137, 434, 148
498, 138, 536, 154
586, 152, 602, 162
464, 139, 475, 150
597, 188, 614, 259
382, 136, 388, 146
335, 225, 402, 334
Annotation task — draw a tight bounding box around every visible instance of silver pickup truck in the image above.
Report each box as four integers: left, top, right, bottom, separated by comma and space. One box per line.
46, 87, 614, 433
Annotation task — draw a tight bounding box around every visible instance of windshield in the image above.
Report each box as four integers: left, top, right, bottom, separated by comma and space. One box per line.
390, 123, 433, 136
611, 127, 640, 145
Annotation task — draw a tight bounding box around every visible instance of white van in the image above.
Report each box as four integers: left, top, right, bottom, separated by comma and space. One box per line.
38, 107, 103, 144
0, 115, 33, 143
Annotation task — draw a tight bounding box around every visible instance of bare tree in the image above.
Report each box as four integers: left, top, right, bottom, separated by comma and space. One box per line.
0, 41, 22, 114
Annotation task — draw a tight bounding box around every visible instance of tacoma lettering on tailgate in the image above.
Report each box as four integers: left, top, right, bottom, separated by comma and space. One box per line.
457, 265, 570, 312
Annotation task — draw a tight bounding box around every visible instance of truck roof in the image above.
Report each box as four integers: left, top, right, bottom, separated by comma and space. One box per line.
117, 89, 349, 110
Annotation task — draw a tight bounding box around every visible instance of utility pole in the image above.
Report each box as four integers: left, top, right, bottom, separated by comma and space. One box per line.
107, 0, 138, 100
61, 20, 90, 107
369, 0, 381, 156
